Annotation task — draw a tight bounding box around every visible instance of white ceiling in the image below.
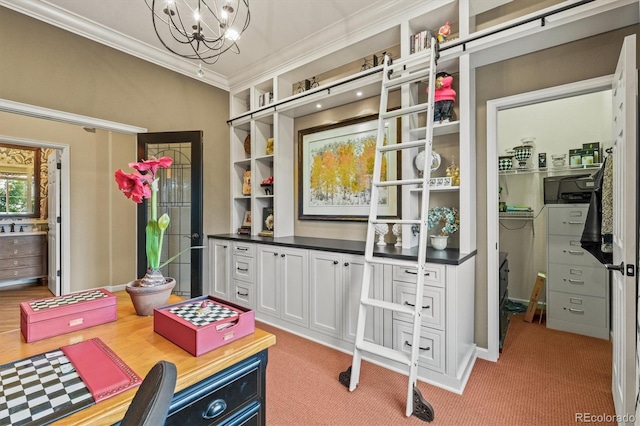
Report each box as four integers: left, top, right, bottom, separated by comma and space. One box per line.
0, 0, 414, 91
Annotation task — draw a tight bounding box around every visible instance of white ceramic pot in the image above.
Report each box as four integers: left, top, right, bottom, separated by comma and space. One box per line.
430, 235, 448, 250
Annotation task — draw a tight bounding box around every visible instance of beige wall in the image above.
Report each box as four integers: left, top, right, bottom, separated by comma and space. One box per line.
474, 25, 638, 348
0, 9, 229, 291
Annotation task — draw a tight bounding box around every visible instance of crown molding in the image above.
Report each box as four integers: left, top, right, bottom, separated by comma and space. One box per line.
0, 0, 230, 90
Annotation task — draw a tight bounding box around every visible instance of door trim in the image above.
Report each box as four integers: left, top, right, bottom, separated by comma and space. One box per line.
1, 98, 147, 296
483, 75, 613, 362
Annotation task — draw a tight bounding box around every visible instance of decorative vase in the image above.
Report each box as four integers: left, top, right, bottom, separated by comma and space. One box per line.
430, 235, 448, 250
126, 270, 176, 316
392, 224, 402, 247
375, 223, 389, 246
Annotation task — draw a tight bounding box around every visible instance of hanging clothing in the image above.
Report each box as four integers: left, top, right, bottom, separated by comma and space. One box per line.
580, 155, 613, 264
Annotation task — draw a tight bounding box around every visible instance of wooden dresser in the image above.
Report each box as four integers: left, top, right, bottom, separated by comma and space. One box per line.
0, 232, 47, 286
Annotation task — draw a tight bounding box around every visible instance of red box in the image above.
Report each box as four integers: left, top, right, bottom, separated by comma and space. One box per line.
20, 288, 117, 342
153, 296, 255, 357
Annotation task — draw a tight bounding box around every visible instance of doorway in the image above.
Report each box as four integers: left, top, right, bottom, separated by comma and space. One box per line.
485, 75, 614, 361
137, 131, 204, 298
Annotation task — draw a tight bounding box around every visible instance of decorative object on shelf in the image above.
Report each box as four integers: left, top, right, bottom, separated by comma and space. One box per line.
298, 114, 399, 221
513, 145, 532, 169
428, 206, 459, 236
392, 223, 402, 247
145, 0, 250, 65
266, 138, 274, 155
446, 156, 460, 185
437, 21, 451, 43
244, 134, 251, 155
309, 76, 319, 89
498, 155, 513, 171
414, 149, 441, 177
241, 210, 252, 227
260, 176, 273, 195
551, 153, 566, 167
430, 71, 456, 124
430, 235, 448, 250
538, 152, 547, 168
375, 223, 388, 246
258, 207, 274, 236
114, 156, 202, 316
242, 169, 251, 195
410, 29, 432, 54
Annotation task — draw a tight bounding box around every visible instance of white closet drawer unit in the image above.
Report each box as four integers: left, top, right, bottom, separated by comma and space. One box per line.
392, 264, 444, 287
547, 263, 606, 298
232, 280, 255, 308
547, 235, 603, 267
547, 291, 607, 328
393, 321, 445, 373
547, 206, 588, 236
392, 282, 444, 330
232, 255, 255, 283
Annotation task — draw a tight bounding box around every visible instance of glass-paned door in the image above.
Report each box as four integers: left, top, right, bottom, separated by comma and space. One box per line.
137, 131, 203, 297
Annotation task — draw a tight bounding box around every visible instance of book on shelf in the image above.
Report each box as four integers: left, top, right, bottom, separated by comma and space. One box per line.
237, 226, 251, 235
409, 30, 432, 54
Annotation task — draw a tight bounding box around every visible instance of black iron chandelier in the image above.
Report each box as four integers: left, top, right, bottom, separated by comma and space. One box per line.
146, 0, 250, 65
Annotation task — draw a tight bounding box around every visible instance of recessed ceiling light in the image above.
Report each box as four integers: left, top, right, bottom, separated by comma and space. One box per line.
356, 91, 363, 97
316, 103, 322, 108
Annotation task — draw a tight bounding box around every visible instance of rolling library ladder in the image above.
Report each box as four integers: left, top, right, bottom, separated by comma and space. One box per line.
339, 37, 439, 422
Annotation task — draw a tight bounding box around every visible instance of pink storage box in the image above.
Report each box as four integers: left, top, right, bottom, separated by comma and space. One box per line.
153, 296, 255, 357
20, 288, 117, 342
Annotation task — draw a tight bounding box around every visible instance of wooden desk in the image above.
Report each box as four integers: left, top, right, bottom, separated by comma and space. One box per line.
0, 292, 276, 425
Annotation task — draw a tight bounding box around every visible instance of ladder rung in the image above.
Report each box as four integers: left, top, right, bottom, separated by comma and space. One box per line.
362, 298, 416, 316
371, 219, 420, 225
365, 256, 423, 269
375, 178, 422, 187
385, 68, 432, 89
378, 139, 428, 152
357, 341, 411, 366
381, 103, 429, 119
387, 51, 433, 73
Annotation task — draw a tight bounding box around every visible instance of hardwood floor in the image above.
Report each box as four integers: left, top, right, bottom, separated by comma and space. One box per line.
0, 283, 52, 333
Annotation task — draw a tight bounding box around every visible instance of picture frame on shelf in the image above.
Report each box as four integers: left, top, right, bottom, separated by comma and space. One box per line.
242, 211, 252, 228
258, 207, 274, 236
298, 114, 400, 221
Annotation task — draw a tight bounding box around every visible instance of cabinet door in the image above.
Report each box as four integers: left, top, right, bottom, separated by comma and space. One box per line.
309, 251, 342, 338
209, 239, 230, 299
280, 247, 308, 327
343, 255, 379, 344
256, 245, 279, 316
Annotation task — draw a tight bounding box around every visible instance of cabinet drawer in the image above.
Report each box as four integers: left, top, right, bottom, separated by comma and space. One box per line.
548, 291, 607, 328
166, 351, 266, 425
0, 266, 44, 280
393, 321, 444, 373
232, 280, 255, 309
393, 264, 444, 287
0, 255, 42, 269
548, 235, 602, 267
232, 255, 255, 283
232, 242, 254, 257
548, 206, 588, 236
392, 282, 444, 330
0, 236, 43, 259
547, 263, 606, 297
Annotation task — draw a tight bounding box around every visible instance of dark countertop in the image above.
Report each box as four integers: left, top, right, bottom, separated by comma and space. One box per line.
209, 234, 477, 265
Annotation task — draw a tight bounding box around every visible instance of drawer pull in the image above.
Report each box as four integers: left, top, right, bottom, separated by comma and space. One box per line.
273, 252, 278, 256
13, 260, 18, 266
567, 221, 584, 224
237, 267, 248, 272
202, 398, 227, 420
569, 268, 583, 275
344, 262, 350, 267
13, 271, 18, 276
13, 250, 18, 255
567, 279, 584, 284
237, 291, 249, 297
405, 341, 430, 351
405, 270, 431, 276
566, 308, 585, 315
237, 247, 249, 251
404, 301, 430, 309
566, 250, 584, 255
13, 239, 18, 244
333, 260, 339, 265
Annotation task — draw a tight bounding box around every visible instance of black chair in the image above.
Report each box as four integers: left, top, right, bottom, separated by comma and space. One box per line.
120, 360, 177, 426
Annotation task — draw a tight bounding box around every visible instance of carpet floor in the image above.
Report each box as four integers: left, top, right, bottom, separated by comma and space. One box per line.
259, 313, 614, 425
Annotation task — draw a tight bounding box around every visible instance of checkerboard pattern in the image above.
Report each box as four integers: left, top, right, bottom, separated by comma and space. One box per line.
0, 350, 93, 426
28, 290, 108, 311
169, 301, 239, 327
